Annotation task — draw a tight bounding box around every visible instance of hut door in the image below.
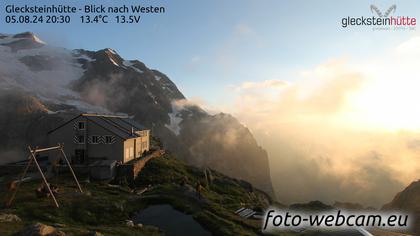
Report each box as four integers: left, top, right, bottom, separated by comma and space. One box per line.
74, 149, 85, 164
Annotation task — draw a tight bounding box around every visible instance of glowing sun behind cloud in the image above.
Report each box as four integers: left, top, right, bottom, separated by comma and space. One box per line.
343, 37, 420, 131
225, 36, 420, 207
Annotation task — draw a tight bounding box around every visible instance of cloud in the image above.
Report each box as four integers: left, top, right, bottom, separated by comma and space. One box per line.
233, 79, 290, 91
190, 55, 201, 63
214, 23, 265, 74
0, 42, 83, 100
396, 36, 420, 55
171, 98, 203, 110
234, 24, 255, 36
169, 98, 222, 115
184, 55, 202, 73
221, 37, 420, 207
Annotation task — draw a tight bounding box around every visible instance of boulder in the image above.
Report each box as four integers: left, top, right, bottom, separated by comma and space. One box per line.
0, 213, 21, 223
86, 231, 104, 236
125, 220, 134, 227
52, 223, 66, 228
17, 223, 65, 236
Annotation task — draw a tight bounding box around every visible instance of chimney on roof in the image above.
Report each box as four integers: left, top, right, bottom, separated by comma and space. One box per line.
131, 127, 134, 136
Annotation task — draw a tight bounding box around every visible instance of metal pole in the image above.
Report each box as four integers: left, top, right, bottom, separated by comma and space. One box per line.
28, 146, 59, 208
5, 155, 33, 207
59, 144, 83, 193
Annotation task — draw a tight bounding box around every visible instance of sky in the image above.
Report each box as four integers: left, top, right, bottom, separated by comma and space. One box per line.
2, 0, 420, 206
1, 0, 418, 106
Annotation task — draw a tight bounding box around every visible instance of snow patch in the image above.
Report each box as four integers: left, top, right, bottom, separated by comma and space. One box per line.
147, 91, 158, 105
109, 57, 119, 66
123, 60, 144, 73
47, 110, 57, 114
0, 39, 85, 106
131, 66, 144, 74
154, 75, 161, 81
165, 105, 183, 136
122, 60, 133, 67
32, 35, 46, 45
75, 54, 96, 62
165, 99, 197, 136
106, 48, 117, 54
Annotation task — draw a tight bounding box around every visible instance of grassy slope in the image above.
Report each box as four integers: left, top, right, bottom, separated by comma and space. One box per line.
0, 153, 294, 236
0, 173, 161, 235
135, 154, 269, 236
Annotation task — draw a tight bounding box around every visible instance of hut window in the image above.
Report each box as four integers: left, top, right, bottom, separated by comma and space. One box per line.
77, 136, 85, 144
91, 135, 99, 144
78, 121, 85, 130
105, 136, 113, 144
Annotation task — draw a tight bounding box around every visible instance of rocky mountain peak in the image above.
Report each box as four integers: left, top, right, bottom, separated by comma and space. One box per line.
12, 32, 45, 43
98, 48, 123, 66
382, 179, 420, 211
382, 180, 420, 235
0, 32, 45, 52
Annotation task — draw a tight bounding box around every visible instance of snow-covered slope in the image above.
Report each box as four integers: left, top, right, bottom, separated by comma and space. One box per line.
0, 32, 106, 112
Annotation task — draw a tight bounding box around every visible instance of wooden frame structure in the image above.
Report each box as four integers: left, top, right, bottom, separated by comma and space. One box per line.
6, 143, 83, 208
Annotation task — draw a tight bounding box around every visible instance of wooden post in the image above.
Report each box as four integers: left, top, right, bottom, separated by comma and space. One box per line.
5, 155, 33, 207
6, 144, 83, 208
33, 146, 61, 153
204, 167, 209, 188
59, 144, 83, 193
28, 146, 59, 208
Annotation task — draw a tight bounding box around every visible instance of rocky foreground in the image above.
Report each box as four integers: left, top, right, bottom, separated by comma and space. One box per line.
0, 153, 272, 236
